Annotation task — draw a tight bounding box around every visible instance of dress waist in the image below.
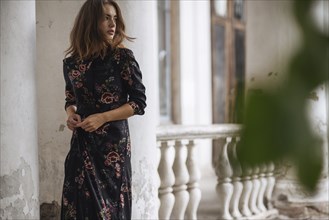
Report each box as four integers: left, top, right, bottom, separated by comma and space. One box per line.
76, 104, 97, 117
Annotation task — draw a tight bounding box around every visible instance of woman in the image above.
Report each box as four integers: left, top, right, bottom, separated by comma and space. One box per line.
61, 0, 146, 219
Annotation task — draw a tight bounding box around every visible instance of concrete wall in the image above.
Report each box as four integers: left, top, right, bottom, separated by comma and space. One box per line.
0, 0, 39, 218
246, 0, 300, 91
36, 0, 84, 208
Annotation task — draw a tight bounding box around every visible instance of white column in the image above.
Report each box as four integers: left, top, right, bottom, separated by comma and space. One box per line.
180, 0, 212, 126
0, 0, 39, 219
118, 1, 159, 219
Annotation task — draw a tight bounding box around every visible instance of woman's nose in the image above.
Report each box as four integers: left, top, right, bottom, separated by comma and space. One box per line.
109, 19, 115, 27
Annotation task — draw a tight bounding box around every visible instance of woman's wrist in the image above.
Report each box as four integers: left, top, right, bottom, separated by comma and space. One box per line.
66, 105, 77, 117
101, 111, 111, 123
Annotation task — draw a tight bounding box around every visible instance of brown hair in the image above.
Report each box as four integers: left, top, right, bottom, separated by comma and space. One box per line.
65, 0, 134, 61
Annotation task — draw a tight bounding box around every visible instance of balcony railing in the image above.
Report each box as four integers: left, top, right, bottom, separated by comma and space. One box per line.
156, 124, 278, 220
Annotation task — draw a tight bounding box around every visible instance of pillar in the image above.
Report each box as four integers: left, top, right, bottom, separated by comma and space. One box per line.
117, 1, 159, 219
0, 0, 39, 219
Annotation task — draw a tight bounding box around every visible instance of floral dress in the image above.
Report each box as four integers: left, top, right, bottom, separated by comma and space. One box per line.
61, 48, 146, 220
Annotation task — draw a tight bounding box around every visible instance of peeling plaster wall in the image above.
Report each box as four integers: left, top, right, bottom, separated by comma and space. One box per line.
0, 0, 39, 218
36, 0, 84, 208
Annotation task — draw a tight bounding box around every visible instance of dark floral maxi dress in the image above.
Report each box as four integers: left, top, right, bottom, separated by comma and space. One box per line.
61, 48, 146, 220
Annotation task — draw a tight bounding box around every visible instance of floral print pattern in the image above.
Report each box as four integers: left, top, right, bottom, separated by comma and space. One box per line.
61, 48, 146, 220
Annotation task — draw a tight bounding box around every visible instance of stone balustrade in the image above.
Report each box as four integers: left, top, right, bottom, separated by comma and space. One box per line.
156, 124, 278, 219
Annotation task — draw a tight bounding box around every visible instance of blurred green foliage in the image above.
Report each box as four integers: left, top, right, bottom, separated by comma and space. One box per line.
238, 0, 329, 191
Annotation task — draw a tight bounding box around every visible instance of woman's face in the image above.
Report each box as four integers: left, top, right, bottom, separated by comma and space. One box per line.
99, 4, 117, 41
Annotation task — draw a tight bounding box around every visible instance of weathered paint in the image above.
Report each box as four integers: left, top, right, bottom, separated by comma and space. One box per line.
1, 0, 39, 218
132, 158, 159, 219
0, 159, 39, 219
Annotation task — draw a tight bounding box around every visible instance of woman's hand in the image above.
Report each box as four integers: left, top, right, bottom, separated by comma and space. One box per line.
77, 113, 107, 132
66, 114, 82, 131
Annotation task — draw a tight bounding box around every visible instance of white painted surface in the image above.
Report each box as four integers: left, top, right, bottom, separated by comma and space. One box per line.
117, 1, 159, 218
180, 0, 212, 126
0, 0, 39, 218
180, 0, 213, 178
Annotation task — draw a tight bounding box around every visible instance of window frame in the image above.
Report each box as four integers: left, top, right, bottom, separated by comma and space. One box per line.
158, 0, 181, 125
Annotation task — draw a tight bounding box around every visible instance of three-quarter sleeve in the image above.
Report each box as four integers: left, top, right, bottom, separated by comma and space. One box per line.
63, 59, 76, 110
120, 49, 147, 115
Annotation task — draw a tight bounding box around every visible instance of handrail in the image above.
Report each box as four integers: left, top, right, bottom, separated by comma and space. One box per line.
156, 124, 242, 141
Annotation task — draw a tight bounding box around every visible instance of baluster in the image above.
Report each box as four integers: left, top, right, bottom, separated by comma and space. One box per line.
228, 137, 243, 218
239, 163, 253, 217
216, 137, 234, 220
264, 162, 276, 210
186, 140, 201, 220
249, 166, 261, 215
156, 142, 162, 218
171, 140, 190, 220
257, 164, 268, 212
158, 141, 176, 220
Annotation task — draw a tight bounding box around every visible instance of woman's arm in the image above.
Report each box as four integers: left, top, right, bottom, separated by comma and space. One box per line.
63, 59, 81, 131
102, 103, 134, 122
78, 49, 146, 133
76, 104, 134, 132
